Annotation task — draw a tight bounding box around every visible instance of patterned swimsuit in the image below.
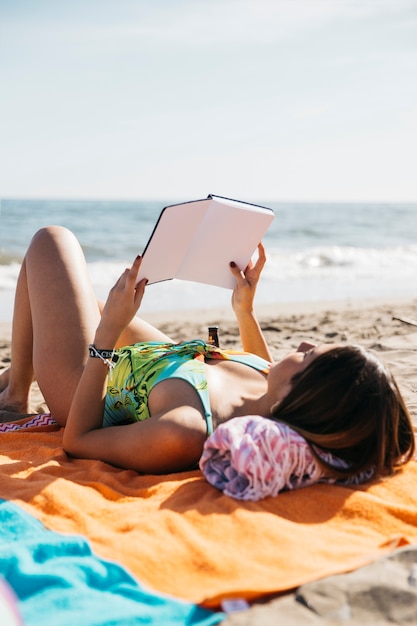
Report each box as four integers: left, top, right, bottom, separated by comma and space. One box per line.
103, 340, 270, 434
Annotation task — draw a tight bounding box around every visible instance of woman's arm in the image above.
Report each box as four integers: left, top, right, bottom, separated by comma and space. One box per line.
63, 255, 207, 474
63, 256, 148, 455
63, 403, 205, 474
229, 242, 272, 361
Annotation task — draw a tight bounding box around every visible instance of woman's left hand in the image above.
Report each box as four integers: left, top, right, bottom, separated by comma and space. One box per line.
97, 256, 147, 343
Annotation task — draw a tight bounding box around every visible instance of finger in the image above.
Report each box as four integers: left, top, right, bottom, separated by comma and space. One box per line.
125, 255, 143, 289
132, 254, 142, 270
129, 255, 142, 278
229, 261, 246, 283
244, 243, 266, 274
134, 278, 147, 306
258, 241, 266, 261
253, 242, 267, 272
244, 258, 254, 272
112, 268, 130, 291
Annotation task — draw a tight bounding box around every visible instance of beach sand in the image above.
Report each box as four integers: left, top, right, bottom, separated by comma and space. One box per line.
1, 296, 416, 423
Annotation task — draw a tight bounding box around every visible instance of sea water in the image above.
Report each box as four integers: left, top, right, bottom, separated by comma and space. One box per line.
1, 198, 416, 322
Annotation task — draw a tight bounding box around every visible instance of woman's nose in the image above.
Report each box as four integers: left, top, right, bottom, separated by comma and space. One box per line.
296, 341, 317, 353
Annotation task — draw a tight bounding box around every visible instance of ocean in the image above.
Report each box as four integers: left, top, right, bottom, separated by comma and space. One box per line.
1, 198, 416, 322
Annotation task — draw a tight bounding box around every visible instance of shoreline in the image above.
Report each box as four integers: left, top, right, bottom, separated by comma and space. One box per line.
140, 294, 417, 323
1, 293, 416, 337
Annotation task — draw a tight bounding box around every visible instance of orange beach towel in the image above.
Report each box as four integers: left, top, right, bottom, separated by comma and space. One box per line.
1, 422, 417, 608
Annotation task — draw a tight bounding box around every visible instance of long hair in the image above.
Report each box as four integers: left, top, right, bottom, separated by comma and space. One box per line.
269, 345, 415, 479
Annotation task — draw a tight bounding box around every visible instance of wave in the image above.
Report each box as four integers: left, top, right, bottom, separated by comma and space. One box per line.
0, 262, 22, 290
1, 245, 416, 318
264, 244, 417, 275
1, 244, 416, 285
0, 252, 24, 266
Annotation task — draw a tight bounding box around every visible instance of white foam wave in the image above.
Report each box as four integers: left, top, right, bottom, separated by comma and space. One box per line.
0, 262, 21, 290
264, 245, 417, 278
1, 245, 416, 321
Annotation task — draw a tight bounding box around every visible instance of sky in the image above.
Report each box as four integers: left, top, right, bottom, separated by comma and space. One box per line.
1, 0, 417, 203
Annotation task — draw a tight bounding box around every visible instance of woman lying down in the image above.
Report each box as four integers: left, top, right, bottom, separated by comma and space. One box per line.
0, 227, 414, 500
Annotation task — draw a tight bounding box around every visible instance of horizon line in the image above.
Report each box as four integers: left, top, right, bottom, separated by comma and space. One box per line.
1, 195, 417, 206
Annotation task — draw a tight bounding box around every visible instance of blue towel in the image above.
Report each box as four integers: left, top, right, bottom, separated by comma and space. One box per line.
0, 500, 223, 626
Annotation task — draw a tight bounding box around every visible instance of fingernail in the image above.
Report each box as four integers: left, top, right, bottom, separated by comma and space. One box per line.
230, 261, 236, 268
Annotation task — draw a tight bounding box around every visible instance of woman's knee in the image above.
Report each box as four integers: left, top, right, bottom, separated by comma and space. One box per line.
26, 226, 84, 271
29, 225, 78, 251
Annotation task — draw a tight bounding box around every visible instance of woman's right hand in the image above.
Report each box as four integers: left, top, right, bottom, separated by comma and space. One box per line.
229, 242, 266, 316
228, 243, 271, 360
96, 255, 147, 345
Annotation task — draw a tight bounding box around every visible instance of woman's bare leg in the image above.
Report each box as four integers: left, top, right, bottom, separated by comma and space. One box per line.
0, 226, 175, 423
115, 313, 174, 346
97, 295, 174, 346
0, 366, 10, 391
0, 226, 101, 425
0, 259, 36, 412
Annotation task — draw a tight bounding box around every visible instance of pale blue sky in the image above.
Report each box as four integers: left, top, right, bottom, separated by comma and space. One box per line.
1, 0, 416, 202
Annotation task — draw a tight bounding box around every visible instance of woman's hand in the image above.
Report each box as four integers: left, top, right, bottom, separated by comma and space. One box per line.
229, 242, 266, 315
96, 255, 147, 345
228, 243, 271, 360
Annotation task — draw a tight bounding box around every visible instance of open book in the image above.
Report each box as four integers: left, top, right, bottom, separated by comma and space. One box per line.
136, 194, 275, 289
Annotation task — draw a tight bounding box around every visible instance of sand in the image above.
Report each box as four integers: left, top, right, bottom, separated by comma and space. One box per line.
1, 296, 417, 423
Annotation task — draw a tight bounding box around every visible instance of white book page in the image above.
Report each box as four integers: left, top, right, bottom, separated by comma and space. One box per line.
137, 200, 210, 285
176, 199, 274, 288
136, 197, 274, 289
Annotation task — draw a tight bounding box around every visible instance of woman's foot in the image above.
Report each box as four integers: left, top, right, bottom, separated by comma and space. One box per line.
0, 410, 34, 424
0, 367, 10, 391
0, 385, 32, 414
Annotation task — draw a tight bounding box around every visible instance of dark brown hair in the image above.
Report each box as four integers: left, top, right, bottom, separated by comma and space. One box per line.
269, 345, 415, 479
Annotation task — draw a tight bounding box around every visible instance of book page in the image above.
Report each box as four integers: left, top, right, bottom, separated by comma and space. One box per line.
176, 198, 274, 288
136, 200, 210, 285
136, 196, 274, 289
